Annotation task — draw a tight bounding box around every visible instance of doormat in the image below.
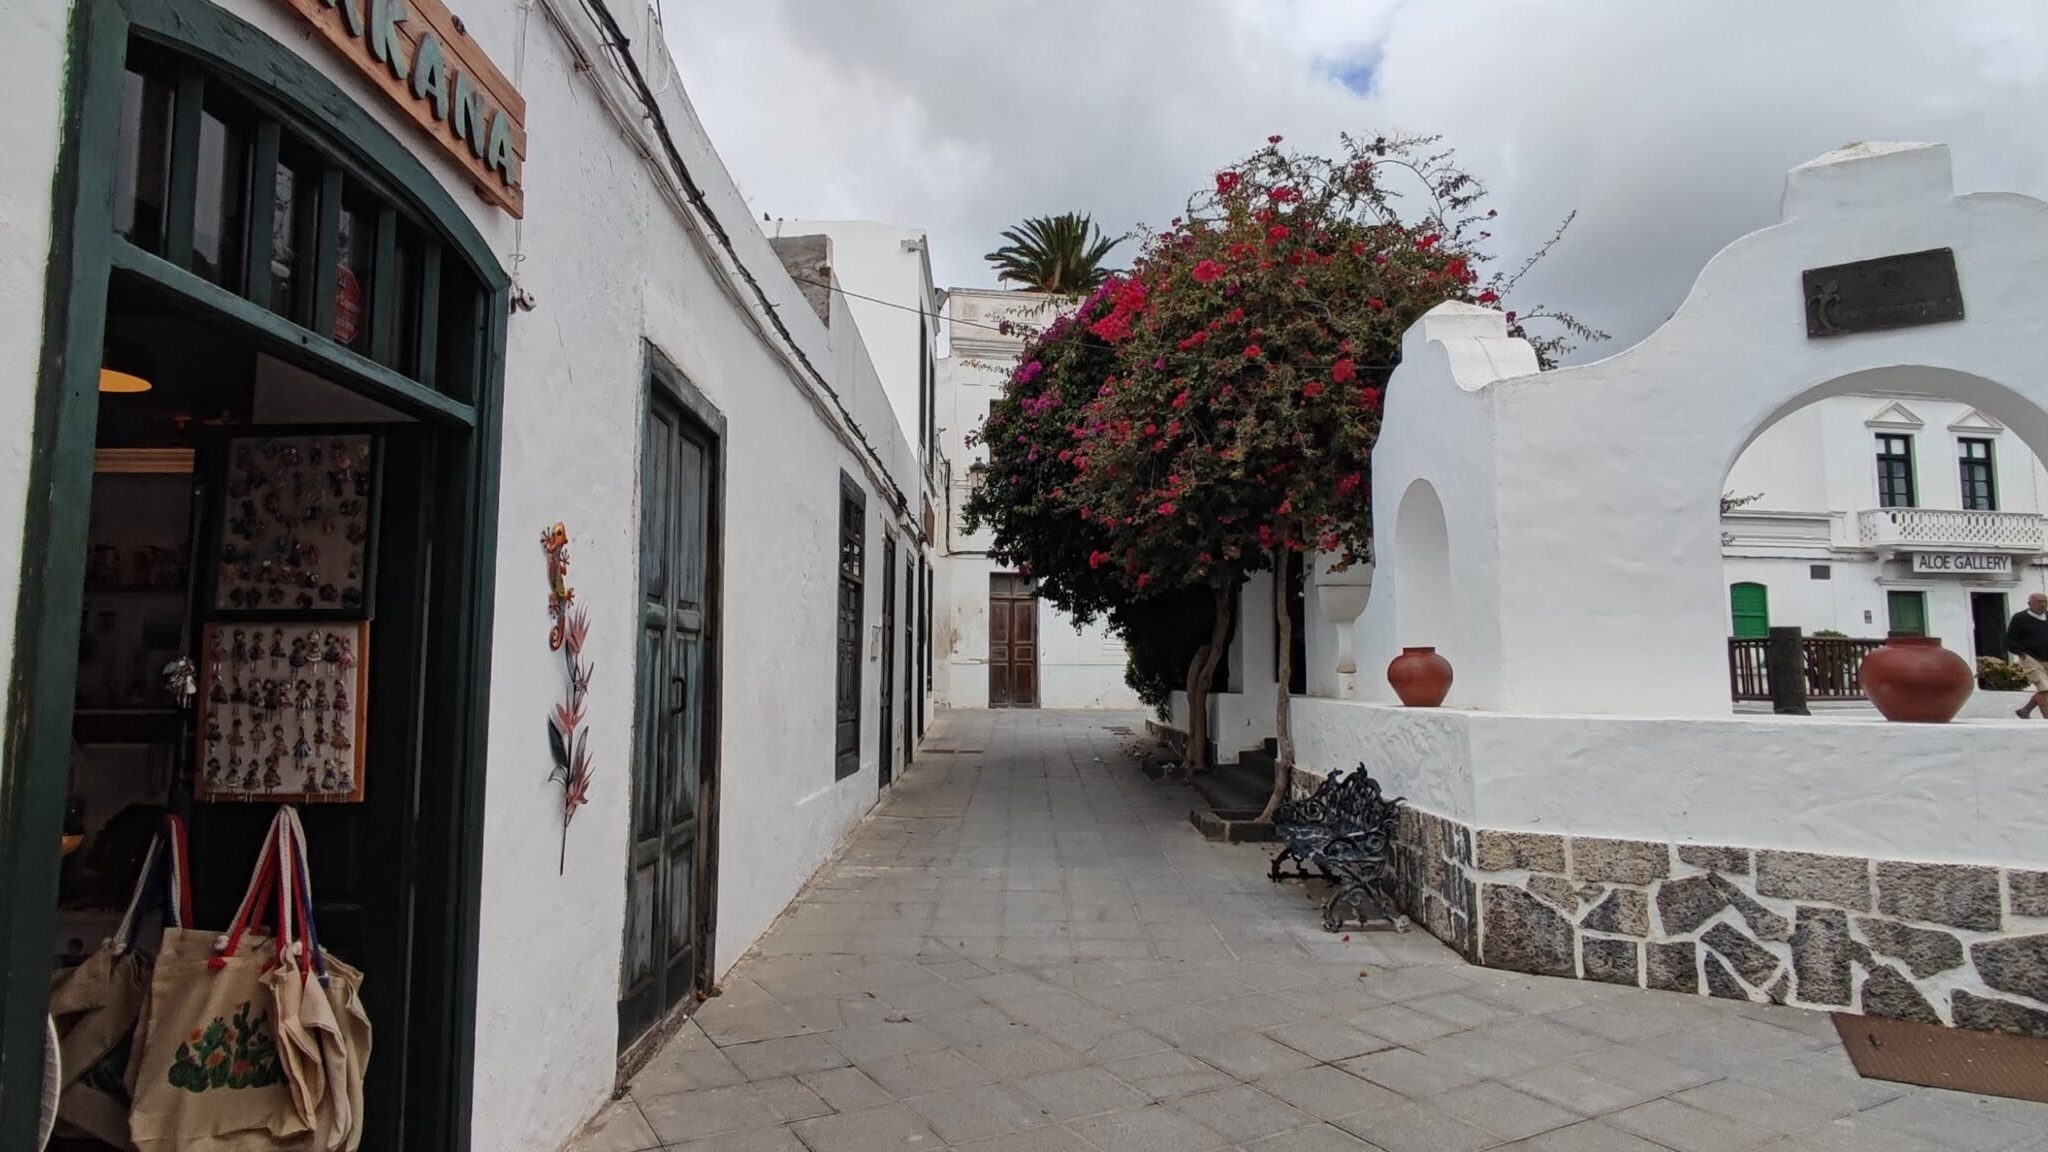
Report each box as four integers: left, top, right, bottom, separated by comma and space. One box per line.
1833, 1013, 2048, 1102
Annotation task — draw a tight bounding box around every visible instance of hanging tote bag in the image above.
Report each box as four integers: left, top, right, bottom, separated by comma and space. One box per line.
47, 814, 191, 1149
127, 810, 314, 1151
269, 808, 372, 1151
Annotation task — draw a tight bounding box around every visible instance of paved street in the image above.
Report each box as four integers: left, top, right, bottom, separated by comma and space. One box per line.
571, 710, 2048, 1152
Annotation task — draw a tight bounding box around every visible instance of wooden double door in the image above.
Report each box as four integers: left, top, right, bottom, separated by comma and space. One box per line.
989, 574, 1039, 708
620, 388, 720, 1051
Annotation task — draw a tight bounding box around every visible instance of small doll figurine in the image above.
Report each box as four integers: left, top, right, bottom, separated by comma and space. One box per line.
308, 442, 325, 468
335, 637, 357, 672
328, 470, 347, 499
221, 761, 241, 791
228, 717, 246, 748
289, 638, 307, 671
271, 723, 286, 749
204, 715, 222, 744
262, 756, 283, 791
312, 717, 328, 747
329, 726, 351, 752
225, 752, 242, 781
279, 442, 300, 467
295, 680, 313, 710
332, 684, 349, 715
205, 756, 222, 786
269, 630, 286, 669
304, 764, 321, 793
206, 668, 228, 706
229, 676, 247, 706
305, 631, 324, 666
293, 729, 313, 762
210, 631, 228, 663
231, 628, 248, 663
163, 657, 199, 708
313, 682, 329, 712
322, 763, 341, 793
336, 764, 355, 793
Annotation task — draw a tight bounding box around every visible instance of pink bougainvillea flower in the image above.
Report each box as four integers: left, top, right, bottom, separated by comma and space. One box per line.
1137, 573, 1153, 589
1157, 502, 1177, 516
1088, 550, 1109, 569
1269, 186, 1298, 203
1416, 232, 1441, 250
1191, 259, 1226, 284
1171, 390, 1189, 411
1331, 358, 1357, 384
1367, 297, 1385, 310
1267, 225, 1292, 243
1216, 170, 1240, 194
1268, 134, 1284, 143
1243, 344, 1264, 359
1302, 382, 1326, 398
1478, 289, 1500, 305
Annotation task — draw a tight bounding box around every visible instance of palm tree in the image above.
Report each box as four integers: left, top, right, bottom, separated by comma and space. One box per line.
984, 213, 1122, 294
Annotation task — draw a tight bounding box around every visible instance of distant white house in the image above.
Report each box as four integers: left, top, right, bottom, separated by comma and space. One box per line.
935, 288, 1141, 710
1723, 392, 2048, 661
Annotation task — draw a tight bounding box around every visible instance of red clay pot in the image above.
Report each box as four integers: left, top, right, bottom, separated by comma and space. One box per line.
1859, 634, 1972, 723
1387, 646, 1453, 708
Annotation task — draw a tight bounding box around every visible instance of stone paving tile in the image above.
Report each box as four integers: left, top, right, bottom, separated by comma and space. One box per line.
1431, 1079, 1584, 1142
1064, 1102, 1230, 1151
1606, 1097, 1775, 1152
564, 710, 2048, 1152
1013, 1065, 1151, 1121
1336, 1098, 1500, 1152
789, 1103, 946, 1152
1165, 1083, 1318, 1143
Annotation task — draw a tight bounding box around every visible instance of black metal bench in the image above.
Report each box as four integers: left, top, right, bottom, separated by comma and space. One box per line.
1269, 763, 1406, 932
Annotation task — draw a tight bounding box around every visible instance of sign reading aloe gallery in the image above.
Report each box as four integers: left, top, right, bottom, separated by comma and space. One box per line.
1912, 552, 2012, 575
283, 0, 527, 217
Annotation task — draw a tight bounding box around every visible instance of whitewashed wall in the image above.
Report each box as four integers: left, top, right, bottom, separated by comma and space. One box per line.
9, 4, 928, 1150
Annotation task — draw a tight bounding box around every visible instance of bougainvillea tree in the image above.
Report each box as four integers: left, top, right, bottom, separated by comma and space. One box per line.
963, 288, 1237, 776
1076, 134, 1596, 818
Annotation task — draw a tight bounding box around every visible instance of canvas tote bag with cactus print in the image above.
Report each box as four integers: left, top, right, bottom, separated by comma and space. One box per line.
128, 810, 311, 1150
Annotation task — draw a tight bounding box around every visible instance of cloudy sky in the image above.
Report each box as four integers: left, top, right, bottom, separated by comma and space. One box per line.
664, 0, 2048, 359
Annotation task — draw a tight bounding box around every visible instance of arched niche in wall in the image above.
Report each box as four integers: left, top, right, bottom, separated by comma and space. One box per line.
1393, 478, 1454, 657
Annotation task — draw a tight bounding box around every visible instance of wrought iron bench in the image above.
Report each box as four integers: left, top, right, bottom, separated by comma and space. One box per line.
1269, 763, 1407, 932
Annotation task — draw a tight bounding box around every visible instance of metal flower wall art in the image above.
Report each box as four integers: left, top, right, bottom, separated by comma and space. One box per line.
542, 522, 594, 873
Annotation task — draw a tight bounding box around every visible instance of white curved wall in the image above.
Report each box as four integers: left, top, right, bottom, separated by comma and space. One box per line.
1362, 143, 2048, 717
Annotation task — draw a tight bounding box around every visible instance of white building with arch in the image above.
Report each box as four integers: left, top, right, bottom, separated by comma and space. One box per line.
1183, 142, 2048, 1033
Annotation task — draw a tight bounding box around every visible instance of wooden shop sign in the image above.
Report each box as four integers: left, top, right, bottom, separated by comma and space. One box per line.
281, 0, 527, 217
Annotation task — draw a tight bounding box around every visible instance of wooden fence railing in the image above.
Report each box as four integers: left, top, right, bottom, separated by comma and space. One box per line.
1728, 636, 1886, 701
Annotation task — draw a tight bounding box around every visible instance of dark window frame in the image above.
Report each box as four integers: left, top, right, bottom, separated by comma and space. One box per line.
1875, 433, 1917, 508
835, 474, 866, 779
1959, 437, 1997, 511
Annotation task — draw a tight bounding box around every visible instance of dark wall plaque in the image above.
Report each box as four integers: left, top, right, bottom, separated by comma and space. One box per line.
1803, 247, 1963, 338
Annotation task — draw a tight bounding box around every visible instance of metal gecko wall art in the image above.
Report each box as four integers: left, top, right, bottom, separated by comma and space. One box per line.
542, 522, 593, 873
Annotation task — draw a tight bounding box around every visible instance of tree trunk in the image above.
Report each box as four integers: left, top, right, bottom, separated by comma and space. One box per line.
1259, 552, 1296, 822
1181, 582, 1233, 777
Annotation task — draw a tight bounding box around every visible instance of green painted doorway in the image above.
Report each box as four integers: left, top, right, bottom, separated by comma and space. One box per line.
1729, 582, 1770, 639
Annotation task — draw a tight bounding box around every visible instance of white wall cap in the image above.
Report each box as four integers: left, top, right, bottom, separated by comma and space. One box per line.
1399, 301, 1541, 392
1782, 141, 1954, 221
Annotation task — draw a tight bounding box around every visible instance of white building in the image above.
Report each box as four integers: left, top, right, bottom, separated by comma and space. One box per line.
1723, 392, 2048, 663
935, 288, 1141, 709
5, 0, 934, 1147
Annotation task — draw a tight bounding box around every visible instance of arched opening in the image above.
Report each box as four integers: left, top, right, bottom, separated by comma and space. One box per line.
1719, 366, 2048, 708
1394, 479, 1454, 655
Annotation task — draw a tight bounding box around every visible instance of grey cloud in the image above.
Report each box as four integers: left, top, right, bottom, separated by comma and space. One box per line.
666, 0, 2048, 361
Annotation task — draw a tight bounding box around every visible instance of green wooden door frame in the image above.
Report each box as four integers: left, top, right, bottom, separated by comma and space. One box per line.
0, 1, 507, 1146
1887, 590, 1929, 638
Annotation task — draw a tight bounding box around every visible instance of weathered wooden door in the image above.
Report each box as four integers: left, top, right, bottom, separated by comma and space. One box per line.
879, 536, 896, 786
988, 574, 1039, 708
620, 392, 717, 1051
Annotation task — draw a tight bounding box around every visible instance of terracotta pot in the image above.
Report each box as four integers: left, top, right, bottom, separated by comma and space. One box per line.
1387, 646, 1452, 707
1859, 634, 1972, 723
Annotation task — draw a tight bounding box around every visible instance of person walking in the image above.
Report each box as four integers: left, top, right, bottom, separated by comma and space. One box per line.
2008, 592, 2048, 718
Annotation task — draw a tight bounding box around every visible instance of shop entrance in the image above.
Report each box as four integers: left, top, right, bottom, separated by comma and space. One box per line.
3, 2, 507, 1147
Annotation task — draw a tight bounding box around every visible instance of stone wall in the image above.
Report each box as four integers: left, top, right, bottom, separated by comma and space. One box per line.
1382, 799, 2048, 1036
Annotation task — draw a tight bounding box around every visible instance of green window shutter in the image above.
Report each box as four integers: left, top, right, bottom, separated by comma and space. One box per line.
1729, 582, 1770, 639
1887, 590, 1928, 637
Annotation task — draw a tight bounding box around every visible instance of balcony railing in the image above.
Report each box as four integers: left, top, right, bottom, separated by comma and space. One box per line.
1728, 636, 1886, 702
1857, 507, 2045, 552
